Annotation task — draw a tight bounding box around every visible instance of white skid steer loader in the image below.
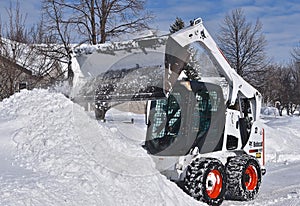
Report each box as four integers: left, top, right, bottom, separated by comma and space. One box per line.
74, 18, 266, 205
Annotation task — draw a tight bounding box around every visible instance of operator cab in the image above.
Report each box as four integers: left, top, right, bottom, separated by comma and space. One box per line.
144, 35, 229, 156
144, 80, 225, 156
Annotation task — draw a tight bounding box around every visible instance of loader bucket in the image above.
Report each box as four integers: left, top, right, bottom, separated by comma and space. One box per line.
73, 36, 170, 105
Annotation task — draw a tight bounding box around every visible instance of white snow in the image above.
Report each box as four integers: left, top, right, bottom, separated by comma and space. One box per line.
1, 89, 300, 205
0, 89, 201, 206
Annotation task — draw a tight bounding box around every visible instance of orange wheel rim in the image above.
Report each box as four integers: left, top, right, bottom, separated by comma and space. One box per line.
245, 165, 258, 191
206, 169, 223, 199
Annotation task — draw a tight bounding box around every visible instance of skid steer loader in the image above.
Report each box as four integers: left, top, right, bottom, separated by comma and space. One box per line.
74, 18, 266, 205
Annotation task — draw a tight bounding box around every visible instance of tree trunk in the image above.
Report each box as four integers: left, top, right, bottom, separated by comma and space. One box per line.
100, 0, 107, 43
90, 0, 97, 45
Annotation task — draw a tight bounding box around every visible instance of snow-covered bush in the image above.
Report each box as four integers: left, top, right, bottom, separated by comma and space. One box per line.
261, 106, 279, 116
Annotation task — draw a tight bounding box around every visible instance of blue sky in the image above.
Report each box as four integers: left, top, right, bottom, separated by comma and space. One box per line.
1, 0, 299, 63
147, 0, 300, 64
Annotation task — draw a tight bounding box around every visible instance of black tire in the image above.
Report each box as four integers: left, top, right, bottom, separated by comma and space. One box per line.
225, 155, 262, 201
184, 158, 226, 206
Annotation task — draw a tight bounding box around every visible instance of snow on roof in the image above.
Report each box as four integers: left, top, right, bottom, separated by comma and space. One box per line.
0, 37, 68, 76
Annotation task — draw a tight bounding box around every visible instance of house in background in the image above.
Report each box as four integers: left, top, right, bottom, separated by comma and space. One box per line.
0, 54, 37, 100
0, 38, 67, 101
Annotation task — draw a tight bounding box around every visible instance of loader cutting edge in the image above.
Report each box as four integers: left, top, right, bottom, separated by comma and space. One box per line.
72, 17, 266, 205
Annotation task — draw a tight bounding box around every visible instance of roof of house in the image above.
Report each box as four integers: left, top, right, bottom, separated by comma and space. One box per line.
0, 54, 33, 75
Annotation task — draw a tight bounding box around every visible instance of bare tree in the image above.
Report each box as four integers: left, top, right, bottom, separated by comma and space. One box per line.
258, 44, 300, 115
292, 42, 300, 63
0, 2, 34, 99
41, 1, 75, 86
260, 65, 279, 104
0, 1, 68, 100
291, 46, 300, 114
217, 8, 268, 85
43, 0, 153, 44
261, 63, 300, 116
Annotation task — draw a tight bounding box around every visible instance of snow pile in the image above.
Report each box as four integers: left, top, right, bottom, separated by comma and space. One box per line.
0, 89, 200, 205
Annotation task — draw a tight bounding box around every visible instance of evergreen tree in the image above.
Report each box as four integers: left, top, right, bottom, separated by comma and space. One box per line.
169, 17, 185, 34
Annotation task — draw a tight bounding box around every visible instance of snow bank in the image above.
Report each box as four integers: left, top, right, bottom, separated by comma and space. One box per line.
0, 89, 201, 205
264, 116, 300, 163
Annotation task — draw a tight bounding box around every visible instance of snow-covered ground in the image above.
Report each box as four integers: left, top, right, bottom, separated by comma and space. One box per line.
0, 89, 300, 205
